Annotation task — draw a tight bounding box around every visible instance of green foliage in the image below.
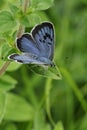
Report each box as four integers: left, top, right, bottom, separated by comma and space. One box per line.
0, 11, 17, 33
26, 12, 48, 27
0, 0, 60, 79
0, 74, 17, 91
0, 0, 87, 130
54, 122, 64, 130
0, 92, 7, 122
30, 0, 54, 11
33, 110, 51, 130
28, 64, 62, 80
4, 93, 34, 121
7, 62, 21, 71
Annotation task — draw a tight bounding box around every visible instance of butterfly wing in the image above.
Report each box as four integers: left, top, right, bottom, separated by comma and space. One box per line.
16, 33, 40, 55
31, 22, 54, 60
8, 22, 55, 66
8, 53, 51, 65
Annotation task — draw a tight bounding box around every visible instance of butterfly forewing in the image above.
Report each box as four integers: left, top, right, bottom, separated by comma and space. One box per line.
16, 33, 40, 55
32, 22, 54, 60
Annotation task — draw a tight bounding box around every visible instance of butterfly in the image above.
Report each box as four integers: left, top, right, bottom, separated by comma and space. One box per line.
8, 22, 55, 67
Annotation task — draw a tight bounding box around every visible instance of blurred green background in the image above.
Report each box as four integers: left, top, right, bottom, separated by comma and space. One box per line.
0, 0, 87, 130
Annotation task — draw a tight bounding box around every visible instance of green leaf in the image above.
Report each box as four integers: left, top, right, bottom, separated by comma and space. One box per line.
4, 123, 17, 130
77, 115, 87, 130
0, 92, 7, 122
34, 110, 51, 130
1, 74, 17, 85
0, 43, 12, 60
54, 121, 64, 130
20, 15, 29, 27
28, 63, 62, 80
4, 93, 34, 121
7, 62, 22, 71
9, 3, 19, 14
26, 12, 48, 27
0, 11, 17, 32
20, 11, 48, 27
0, 74, 17, 92
31, 0, 54, 11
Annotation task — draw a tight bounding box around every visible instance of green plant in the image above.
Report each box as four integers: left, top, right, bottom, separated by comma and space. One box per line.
0, 0, 63, 130
0, 0, 87, 130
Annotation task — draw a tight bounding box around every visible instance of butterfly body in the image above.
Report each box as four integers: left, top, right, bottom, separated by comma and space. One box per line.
8, 22, 55, 67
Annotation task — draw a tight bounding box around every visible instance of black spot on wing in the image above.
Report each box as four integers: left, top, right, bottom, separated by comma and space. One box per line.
43, 35, 47, 40
32, 22, 54, 40
32, 22, 54, 47
16, 60, 24, 63
31, 22, 54, 60
43, 33, 53, 45
45, 33, 50, 39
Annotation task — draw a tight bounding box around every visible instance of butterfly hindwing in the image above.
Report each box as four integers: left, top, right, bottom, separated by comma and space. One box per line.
8, 53, 53, 65
9, 53, 39, 64
32, 22, 54, 60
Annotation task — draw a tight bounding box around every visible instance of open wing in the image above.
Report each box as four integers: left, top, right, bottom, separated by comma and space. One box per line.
31, 22, 54, 60
16, 33, 40, 55
8, 53, 50, 65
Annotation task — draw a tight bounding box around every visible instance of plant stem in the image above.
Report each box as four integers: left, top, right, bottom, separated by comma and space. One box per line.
0, 62, 10, 77
16, 24, 25, 38
23, 0, 29, 13
0, 0, 29, 77
17, 0, 29, 38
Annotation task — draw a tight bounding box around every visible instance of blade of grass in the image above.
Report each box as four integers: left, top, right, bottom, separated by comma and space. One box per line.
45, 78, 55, 126
60, 67, 87, 112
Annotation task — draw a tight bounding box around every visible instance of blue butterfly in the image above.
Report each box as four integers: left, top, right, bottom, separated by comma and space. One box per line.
8, 22, 55, 67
